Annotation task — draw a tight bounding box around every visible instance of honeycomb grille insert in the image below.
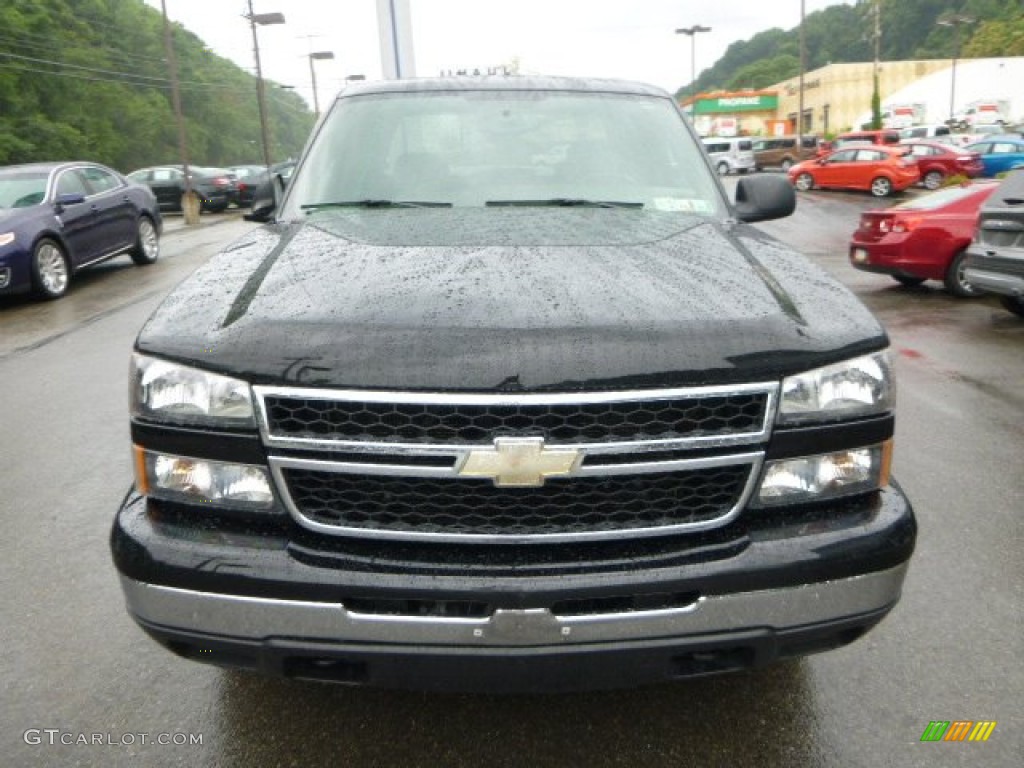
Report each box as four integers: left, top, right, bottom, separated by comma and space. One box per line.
282, 466, 751, 537
262, 393, 769, 445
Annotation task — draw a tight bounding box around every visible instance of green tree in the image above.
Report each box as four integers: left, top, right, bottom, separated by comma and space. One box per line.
871, 75, 882, 129
727, 55, 800, 91
962, 14, 1024, 56
673, 0, 1017, 98
0, 0, 315, 169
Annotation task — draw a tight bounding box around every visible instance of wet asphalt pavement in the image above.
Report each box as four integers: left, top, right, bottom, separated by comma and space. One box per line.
1, 197, 1021, 767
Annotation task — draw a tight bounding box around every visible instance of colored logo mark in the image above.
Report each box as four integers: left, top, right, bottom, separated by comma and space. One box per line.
920, 721, 997, 742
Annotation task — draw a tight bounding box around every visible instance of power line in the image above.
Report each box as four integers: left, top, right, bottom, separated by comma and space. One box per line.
0, 30, 171, 66
0, 61, 172, 89
0, 51, 242, 90
0, 51, 171, 84
0, 60, 258, 96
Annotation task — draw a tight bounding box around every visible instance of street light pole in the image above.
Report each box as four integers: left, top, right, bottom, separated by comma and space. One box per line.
675, 25, 711, 104
245, 2, 285, 170
307, 51, 335, 118
937, 14, 975, 124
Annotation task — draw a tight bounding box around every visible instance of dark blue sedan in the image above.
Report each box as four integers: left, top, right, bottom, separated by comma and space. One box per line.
963, 138, 1024, 177
0, 162, 162, 300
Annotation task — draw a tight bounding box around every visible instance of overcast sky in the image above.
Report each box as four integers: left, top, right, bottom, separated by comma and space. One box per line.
145, 1, 854, 109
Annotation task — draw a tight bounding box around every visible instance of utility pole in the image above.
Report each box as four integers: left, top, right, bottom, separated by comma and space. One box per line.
160, 0, 198, 225
871, 0, 882, 129
798, 0, 805, 142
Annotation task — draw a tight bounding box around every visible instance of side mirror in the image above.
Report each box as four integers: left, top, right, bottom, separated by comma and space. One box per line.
733, 174, 796, 223
54, 192, 86, 213
243, 174, 284, 223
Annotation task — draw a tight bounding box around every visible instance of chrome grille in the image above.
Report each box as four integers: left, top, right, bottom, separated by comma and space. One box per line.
281, 465, 751, 539
255, 384, 777, 542
255, 384, 776, 452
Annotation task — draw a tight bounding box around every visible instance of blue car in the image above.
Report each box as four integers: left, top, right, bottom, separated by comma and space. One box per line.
963, 138, 1024, 177
0, 162, 162, 300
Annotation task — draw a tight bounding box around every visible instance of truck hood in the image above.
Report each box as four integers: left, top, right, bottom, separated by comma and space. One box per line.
137, 208, 887, 391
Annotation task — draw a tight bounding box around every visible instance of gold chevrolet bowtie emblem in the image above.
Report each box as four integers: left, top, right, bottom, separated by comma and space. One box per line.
459, 437, 581, 487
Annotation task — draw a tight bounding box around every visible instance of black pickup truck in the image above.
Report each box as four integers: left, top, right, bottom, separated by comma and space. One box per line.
112, 77, 915, 692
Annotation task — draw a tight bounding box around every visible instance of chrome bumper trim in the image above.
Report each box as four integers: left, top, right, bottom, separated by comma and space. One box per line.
964, 267, 1024, 296
121, 563, 907, 648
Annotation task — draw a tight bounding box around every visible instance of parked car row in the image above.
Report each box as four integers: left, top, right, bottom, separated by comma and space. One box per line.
0, 162, 161, 300
788, 145, 921, 197
784, 134, 1024, 197
127, 162, 300, 213
847, 171, 1024, 318
126, 165, 239, 213
125, 162, 298, 212
712, 123, 1024, 181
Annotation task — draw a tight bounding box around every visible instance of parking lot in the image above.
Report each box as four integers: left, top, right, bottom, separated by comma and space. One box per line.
1, 190, 1021, 766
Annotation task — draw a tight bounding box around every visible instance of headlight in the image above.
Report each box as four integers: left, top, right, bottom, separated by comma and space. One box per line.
134, 447, 278, 512
752, 441, 892, 507
778, 351, 894, 425
131, 353, 254, 427
0, 232, 15, 247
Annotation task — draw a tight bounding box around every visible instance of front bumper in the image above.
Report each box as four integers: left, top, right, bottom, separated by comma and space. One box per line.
0, 250, 31, 295
112, 484, 914, 691
125, 567, 904, 692
965, 250, 1024, 297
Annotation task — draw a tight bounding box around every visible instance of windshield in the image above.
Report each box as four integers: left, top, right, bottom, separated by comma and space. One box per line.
0, 168, 49, 208
283, 89, 722, 216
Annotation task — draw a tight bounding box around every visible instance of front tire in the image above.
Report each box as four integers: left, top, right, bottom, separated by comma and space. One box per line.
944, 251, 983, 297
794, 173, 814, 191
31, 238, 70, 300
999, 295, 1024, 317
130, 216, 159, 265
716, 161, 730, 176
870, 177, 893, 197
923, 170, 944, 190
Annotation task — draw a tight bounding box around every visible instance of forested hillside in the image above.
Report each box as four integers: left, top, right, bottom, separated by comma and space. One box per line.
681, 0, 1024, 96
0, 0, 314, 171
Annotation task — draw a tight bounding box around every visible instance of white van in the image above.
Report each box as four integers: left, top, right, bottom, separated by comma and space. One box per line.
701, 137, 756, 175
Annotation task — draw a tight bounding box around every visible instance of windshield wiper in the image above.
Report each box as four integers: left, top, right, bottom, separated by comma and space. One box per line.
486, 198, 643, 209
301, 199, 452, 211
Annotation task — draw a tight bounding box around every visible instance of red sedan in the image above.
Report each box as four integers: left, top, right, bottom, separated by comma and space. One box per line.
789, 145, 920, 197
849, 180, 999, 296
901, 140, 984, 189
